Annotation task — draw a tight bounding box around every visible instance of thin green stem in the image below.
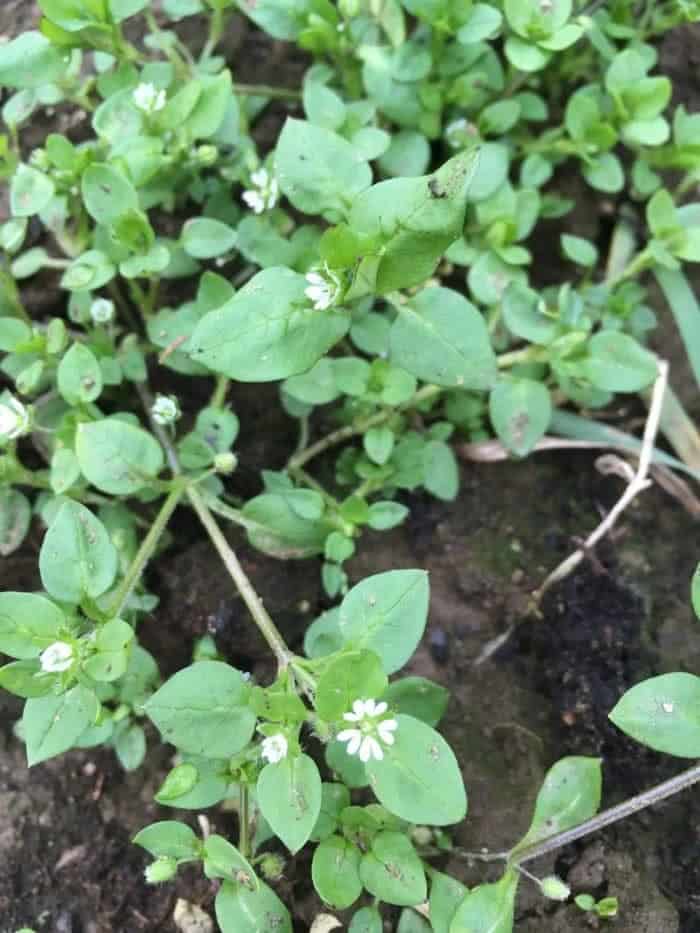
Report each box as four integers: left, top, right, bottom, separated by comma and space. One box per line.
136, 381, 295, 671
187, 484, 294, 670
239, 783, 250, 857
288, 384, 441, 470
108, 482, 187, 618
210, 375, 230, 409
233, 82, 302, 101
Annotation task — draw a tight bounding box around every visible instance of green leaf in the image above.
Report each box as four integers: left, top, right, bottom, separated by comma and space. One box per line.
364, 426, 395, 466
39, 501, 118, 604
242, 493, 332, 559
133, 820, 201, 859
182, 217, 237, 259
11, 164, 55, 218
310, 782, 350, 842
158, 756, 230, 809
316, 650, 388, 721
366, 715, 467, 825
81, 163, 138, 226
390, 288, 497, 390
155, 763, 199, 802
303, 80, 347, 131
0, 659, 52, 698
186, 71, 232, 139
61, 250, 116, 291
76, 418, 164, 495
583, 153, 624, 193
489, 379, 552, 457
312, 835, 363, 909
0, 31, 66, 89
422, 440, 459, 501
275, 117, 372, 216
50, 449, 81, 495
429, 870, 468, 933
338, 570, 429, 674
502, 282, 559, 344
449, 871, 518, 933
347, 151, 478, 294
216, 880, 292, 933
378, 130, 431, 178
114, 721, 146, 770
189, 267, 349, 381
383, 677, 449, 727
0, 591, 65, 659
83, 618, 134, 682
458, 4, 503, 42
145, 660, 255, 758
0, 488, 31, 556
349, 907, 383, 933
581, 332, 658, 392
505, 36, 550, 72
360, 831, 426, 906
610, 673, 700, 757
692, 564, 700, 620
57, 343, 103, 405
257, 753, 322, 853
23, 684, 99, 766
561, 234, 598, 267
203, 834, 258, 888
514, 757, 601, 852
367, 501, 409, 531
655, 268, 700, 390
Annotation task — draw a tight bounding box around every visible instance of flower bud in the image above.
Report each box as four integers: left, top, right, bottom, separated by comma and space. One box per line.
144, 856, 178, 884
214, 451, 237, 474
195, 145, 218, 166
259, 853, 285, 882
410, 826, 433, 847
539, 875, 571, 902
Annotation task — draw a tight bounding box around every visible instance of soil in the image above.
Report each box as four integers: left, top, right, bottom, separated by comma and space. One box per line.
1, 7, 700, 933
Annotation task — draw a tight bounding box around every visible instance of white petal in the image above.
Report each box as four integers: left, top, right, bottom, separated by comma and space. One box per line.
337, 728, 358, 742
373, 701, 388, 716
362, 699, 377, 717
352, 699, 366, 718
380, 718, 398, 731
359, 737, 373, 763
343, 711, 361, 723
347, 732, 362, 756
251, 168, 268, 187
378, 723, 395, 745
305, 272, 325, 286
367, 737, 383, 760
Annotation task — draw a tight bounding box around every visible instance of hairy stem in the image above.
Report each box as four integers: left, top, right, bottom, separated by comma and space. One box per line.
108, 482, 187, 618
136, 382, 294, 670
188, 485, 294, 669
239, 784, 250, 858
233, 82, 302, 101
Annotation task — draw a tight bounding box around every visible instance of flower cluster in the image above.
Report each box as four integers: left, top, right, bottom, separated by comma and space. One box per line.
0, 394, 29, 442
261, 733, 288, 764
242, 168, 279, 215
90, 297, 115, 325
337, 698, 398, 762
304, 265, 342, 311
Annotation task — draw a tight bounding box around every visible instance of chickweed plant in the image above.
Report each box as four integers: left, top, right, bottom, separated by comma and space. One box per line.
1, 0, 700, 929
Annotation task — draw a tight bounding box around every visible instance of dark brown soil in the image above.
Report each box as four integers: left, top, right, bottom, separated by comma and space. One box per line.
2, 8, 700, 933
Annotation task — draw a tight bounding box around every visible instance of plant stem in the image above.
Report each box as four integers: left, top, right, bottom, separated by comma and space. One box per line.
210, 375, 230, 408
288, 384, 441, 470
108, 482, 187, 618
136, 381, 295, 671
510, 759, 700, 865
239, 784, 250, 857
187, 484, 294, 670
233, 83, 302, 101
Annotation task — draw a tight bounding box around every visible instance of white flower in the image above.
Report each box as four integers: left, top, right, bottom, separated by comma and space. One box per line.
133, 82, 166, 114
90, 297, 115, 325
241, 167, 279, 214
337, 698, 398, 763
445, 117, 478, 149
40, 641, 74, 673
0, 395, 30, 441
261, 733, 288, 764
304, 265, 342, 311
151, 394, 180, 425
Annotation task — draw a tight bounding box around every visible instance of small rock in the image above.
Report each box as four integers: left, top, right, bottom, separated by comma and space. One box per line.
173, 898, 214, 933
